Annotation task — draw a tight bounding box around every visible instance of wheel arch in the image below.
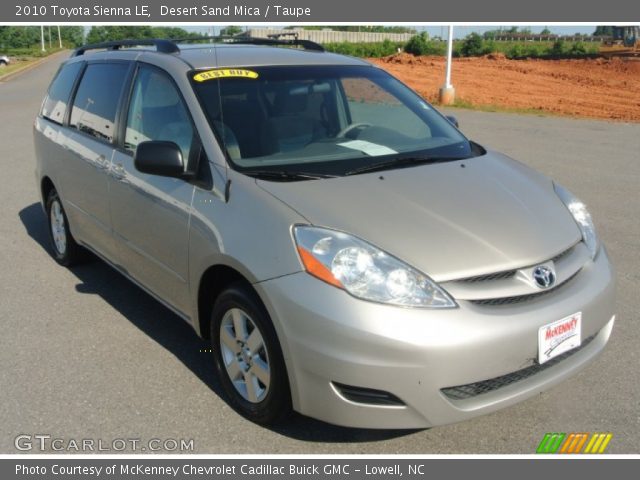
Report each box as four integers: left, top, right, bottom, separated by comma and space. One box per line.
194, 258, 301, 411
40, 176, 56, 207
197, 262, 299, 419
196, 264, 254, 340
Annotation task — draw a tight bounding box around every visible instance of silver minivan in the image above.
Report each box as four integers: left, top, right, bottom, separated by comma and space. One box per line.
34, 38, 615, 428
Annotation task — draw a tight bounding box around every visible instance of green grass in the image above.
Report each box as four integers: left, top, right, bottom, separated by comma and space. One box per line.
0, 47, 64, 80
446, 100, 617, 121
479, 40, 600, 59
447, 98, 551, 117
323, 38, 601, 60
323, 41, 404, 58
4, 46, 64, 60
0, 59, 42, 78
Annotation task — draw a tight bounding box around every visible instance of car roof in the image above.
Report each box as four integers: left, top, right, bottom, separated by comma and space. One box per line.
179, 44, 371, 68
65, 43, 372, 70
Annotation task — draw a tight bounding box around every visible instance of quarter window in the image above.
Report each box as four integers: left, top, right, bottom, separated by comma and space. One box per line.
125, 66, 194, 162
41, 61, 83, 124
69, 63, 129, 142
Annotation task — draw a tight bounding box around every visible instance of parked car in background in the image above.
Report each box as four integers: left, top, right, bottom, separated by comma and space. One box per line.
33, 38, 616, 429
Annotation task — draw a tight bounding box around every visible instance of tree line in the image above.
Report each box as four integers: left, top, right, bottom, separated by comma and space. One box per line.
1, 25, 618, 53
85, 26, 204, 44
0, 26, 206, 50
0, 26, 83, 49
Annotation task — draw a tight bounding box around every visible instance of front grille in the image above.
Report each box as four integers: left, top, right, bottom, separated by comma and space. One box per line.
459, 243, 578, 286
441, 334, 596, 401
469, 269, 581, 306
461, 269, 516, 283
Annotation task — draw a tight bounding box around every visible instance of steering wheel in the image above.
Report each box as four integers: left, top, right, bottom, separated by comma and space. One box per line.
336, 122, 372, 139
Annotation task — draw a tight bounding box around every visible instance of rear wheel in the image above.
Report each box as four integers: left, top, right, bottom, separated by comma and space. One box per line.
46, 189, 84, 266
210, 283, 291, 424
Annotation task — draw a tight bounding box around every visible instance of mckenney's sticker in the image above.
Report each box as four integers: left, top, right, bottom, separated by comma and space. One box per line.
538, 312, 582, 364
193, 69, 259, 82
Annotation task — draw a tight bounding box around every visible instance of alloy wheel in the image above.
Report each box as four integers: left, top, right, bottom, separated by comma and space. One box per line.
50, 199, 67, 255
219, 308, 271, 403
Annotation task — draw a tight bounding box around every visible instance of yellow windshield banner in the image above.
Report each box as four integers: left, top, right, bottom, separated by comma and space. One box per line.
193, 69, 259, 82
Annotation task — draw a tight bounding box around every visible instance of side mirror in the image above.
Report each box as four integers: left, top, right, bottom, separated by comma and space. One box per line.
134, 141, 186, 178
446, 115, 459, 128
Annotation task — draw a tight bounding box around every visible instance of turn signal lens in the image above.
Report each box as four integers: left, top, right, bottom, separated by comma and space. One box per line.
297, 246, 343, 288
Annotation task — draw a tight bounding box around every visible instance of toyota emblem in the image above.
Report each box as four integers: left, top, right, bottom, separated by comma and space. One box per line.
532, 265, 556, 289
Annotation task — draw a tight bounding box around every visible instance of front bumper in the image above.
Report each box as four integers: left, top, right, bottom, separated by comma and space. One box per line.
255, 248, 616, 429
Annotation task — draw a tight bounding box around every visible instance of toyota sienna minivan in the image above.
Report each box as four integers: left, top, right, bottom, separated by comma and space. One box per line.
33, 37, 616, 428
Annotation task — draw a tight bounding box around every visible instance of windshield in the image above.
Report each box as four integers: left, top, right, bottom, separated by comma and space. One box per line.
191, 65, 479, 177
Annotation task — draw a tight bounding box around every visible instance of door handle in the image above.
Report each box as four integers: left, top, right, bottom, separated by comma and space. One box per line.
95, 155, 109, 170
112, 162, 126, 180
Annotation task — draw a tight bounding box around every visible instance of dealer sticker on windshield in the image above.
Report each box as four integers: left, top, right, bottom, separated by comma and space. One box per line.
338, 140, 397, 157
538, 312, 581, 364
193, 69, 259, 82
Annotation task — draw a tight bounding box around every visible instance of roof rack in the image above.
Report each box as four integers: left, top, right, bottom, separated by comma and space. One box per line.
71, 35, 325, 58
267, 32, 301, 40
71, 39, 180, 57
172, 35, 325, 52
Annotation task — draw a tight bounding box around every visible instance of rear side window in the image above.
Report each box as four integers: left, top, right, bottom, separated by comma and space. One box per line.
41, 62, 83, 124
70, 63, 129, 142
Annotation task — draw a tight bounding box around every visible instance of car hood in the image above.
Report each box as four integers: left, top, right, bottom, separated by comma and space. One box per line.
257, 151, 582, 282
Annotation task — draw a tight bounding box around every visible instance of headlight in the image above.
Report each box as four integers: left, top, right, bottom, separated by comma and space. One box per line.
293, 226, 456, 308
554, 183, 599, 259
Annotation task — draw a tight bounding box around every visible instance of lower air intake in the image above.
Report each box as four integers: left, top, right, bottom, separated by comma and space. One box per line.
441, 334, 596, 401
333, 382, 405, 406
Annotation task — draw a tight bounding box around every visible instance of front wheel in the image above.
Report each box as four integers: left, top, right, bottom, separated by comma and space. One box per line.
210, 283, 291, 424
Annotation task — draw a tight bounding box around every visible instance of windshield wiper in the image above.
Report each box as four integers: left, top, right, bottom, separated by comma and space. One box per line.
244, 170, 338, 181
344, 156, 465, 176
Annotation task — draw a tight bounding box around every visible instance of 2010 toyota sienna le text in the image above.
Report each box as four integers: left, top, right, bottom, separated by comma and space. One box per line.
34, 38, 616, 429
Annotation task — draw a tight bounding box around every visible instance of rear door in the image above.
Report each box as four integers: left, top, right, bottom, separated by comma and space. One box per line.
63, 61, 132, 260
35, 60, 84, 212
109, 63, 197, 314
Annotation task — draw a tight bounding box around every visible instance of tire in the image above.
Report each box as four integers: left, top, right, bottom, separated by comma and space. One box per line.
46, 189, 85, 267
210, 282, 292, 424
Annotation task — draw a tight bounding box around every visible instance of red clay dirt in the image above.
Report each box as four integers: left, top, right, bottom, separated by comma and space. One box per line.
369, 53, 640, 122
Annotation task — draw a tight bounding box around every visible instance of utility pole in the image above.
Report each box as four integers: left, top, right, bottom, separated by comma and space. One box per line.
439, 25, 455, 105
57, 26, 62, 48
40, 26, 45, 52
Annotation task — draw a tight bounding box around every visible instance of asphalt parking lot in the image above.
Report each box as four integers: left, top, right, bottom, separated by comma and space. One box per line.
1, 54, 638, 454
